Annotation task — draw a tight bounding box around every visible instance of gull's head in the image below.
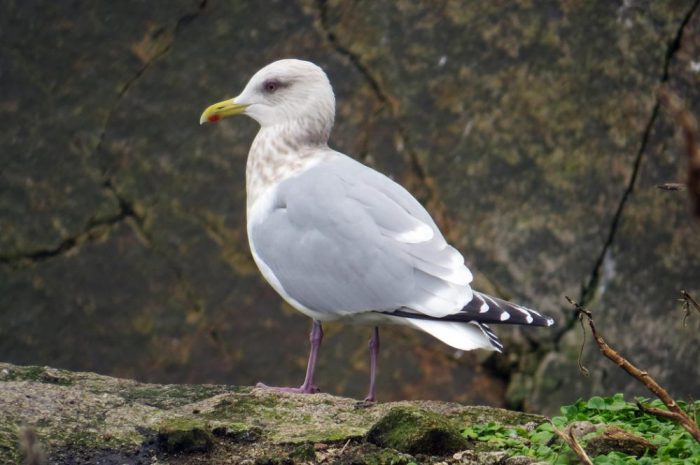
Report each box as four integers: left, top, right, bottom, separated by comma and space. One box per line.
200, 59, 335, 138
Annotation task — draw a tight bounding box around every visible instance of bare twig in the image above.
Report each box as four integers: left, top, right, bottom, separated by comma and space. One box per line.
339, 438, 351, 455
659, 88, 700, 220
680, 289, 700, 327
552, 422, 594, 465
565, 296, 700, 443
657, 182, 686, 191
576, 312, 590, 376
636, 401, 689, 423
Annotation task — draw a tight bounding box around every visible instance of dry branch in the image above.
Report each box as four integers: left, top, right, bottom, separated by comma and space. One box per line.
656, 182, 686, 191
552, 423, 593, 465
659, 88, 700, 220
565, 296, 700, 443
680, 289, 700, 327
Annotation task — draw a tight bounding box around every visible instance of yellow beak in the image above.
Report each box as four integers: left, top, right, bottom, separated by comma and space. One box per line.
199, 99, 249, 125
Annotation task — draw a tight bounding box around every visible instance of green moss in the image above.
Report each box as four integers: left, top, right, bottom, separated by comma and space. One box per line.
366, 406, 468, 455
211, 422, 261, 442
2, 365, 72, 385
50, 425, 145, 452
209, 394, 279, 420
156, 418, 213, 453
296, 428, 364, 444
0, 423, 19, 465
8, 366, 46, 382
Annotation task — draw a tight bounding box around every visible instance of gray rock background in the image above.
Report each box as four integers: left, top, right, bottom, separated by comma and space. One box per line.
1, 0, 699, 413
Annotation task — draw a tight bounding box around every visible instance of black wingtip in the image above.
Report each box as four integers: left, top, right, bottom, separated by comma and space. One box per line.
462, 292, 555, 327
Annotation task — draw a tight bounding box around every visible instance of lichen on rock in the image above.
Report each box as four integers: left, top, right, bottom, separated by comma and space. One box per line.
0, 362, 550, 464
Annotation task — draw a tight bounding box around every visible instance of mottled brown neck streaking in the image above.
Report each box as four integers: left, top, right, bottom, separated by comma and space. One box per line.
246, 120, 332, 209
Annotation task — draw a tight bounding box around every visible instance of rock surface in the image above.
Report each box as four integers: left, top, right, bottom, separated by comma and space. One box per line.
1, 0, 699, 412
584, 426, 657, 458
366, 406, 468, 455
0, 362, 545, 464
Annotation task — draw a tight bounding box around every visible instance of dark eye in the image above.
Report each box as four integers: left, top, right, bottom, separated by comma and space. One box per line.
263, 79, 280, 93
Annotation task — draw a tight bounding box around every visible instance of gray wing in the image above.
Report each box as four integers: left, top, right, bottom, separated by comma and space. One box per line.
249, 154, 473, 319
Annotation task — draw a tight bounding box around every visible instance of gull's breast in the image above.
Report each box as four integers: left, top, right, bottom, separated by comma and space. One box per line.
245, 130, 333, 210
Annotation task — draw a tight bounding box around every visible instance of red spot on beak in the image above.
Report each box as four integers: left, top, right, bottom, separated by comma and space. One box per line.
208, 114, 221, 123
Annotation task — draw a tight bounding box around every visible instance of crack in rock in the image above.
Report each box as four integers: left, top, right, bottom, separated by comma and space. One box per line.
92, 0, 208, 176
557, 0, 700, 340
311, 0, 699, 356
315, 0, 389, 107
0, 198, 139, 267
77, 0, 211, 315
2, 1, 210, 322
313, 0, 448, 229
1, 1, 210, 268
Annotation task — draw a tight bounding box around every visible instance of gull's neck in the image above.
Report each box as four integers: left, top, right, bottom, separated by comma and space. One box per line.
246, 120, 331, 210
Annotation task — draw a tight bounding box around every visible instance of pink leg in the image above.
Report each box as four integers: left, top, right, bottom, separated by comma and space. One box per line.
256, 320, 323, 394
364, 326, 380, 402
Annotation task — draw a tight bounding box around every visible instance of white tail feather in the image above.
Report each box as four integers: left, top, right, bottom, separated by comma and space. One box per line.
406, 319, 500, 352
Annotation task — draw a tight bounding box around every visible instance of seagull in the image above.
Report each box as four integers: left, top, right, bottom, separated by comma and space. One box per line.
200, 59, 553, 401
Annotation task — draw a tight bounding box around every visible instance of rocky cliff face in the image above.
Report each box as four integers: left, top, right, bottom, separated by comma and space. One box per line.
1, 1, 699, 412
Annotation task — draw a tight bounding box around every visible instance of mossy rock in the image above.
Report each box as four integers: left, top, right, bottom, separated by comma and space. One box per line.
211, 422, 262, 442
584, 426, 657, 458
156, 418, 213, 453
366, 406, 468, 455
0, 365, 72, 386
0, 362, 549, 463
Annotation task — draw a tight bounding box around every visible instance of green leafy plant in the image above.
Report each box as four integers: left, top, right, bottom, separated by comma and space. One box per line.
462, 394, 700, 465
